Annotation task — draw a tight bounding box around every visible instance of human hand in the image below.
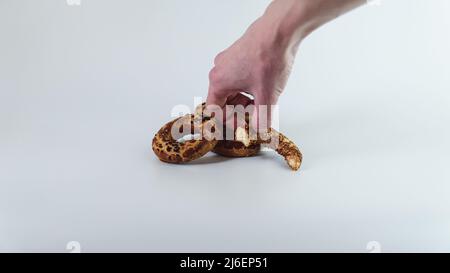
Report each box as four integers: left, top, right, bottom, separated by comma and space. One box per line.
206, 0, 365, 132
206, 16, 296, 131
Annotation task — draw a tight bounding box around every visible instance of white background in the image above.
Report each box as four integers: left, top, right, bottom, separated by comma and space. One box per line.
1, 0, 450, 252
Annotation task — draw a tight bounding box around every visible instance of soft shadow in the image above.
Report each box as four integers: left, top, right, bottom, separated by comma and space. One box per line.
185, 153, 232, 165
285, 104, 414, 167
257, 151, 296, 171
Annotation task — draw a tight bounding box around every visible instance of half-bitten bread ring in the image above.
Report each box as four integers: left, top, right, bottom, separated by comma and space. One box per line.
250, 128, 303, 171
152, 103, 303, 171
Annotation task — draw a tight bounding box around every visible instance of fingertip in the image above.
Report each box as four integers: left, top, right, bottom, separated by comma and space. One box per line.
206, 95, 225, 108
206, 86, 226, 108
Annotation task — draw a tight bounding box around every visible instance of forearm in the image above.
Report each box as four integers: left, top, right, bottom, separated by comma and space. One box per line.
207, 0, 365, 127
255, 0, 365, 51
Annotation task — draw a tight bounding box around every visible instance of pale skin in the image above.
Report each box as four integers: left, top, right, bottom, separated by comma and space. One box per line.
207, 0, 365, 130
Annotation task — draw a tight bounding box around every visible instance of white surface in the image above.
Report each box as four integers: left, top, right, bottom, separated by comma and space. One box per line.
1, 0, 450, 252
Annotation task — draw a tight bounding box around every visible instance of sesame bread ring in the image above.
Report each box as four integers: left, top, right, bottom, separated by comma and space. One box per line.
152, 103, 302, 171
152, 114, 218, 163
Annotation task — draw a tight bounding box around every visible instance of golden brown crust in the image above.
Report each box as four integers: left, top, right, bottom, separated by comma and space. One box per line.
258, 129, 302, 171
152, 103, 302, 171
212, 141, 260, 157
152, 114, 217, 163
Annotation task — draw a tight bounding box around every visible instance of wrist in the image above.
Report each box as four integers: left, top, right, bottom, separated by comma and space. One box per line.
254, 0, 313, 56
257, 0, 365, 52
